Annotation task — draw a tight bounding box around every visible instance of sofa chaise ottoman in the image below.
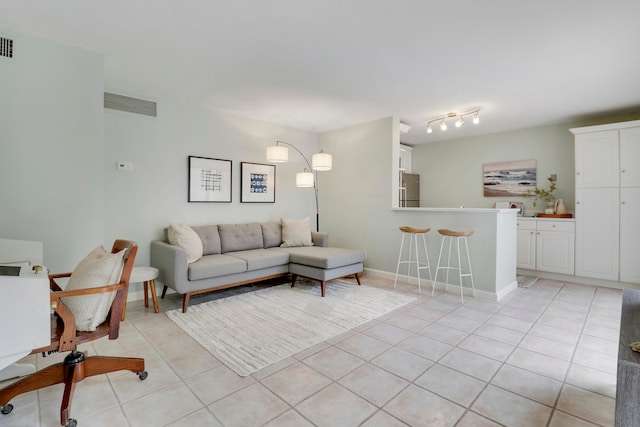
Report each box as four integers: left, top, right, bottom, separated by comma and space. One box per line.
150, 220, 367, 312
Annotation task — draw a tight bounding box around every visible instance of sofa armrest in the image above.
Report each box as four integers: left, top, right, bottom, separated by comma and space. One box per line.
150, 240, 189, 294
311, 231, 328, 247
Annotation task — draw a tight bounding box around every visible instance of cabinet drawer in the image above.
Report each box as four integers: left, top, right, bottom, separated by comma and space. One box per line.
537, 221, 574, 233
517, 219, 536, 231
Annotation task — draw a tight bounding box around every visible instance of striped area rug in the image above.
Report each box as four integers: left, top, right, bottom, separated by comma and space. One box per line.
166, 281, 416, 376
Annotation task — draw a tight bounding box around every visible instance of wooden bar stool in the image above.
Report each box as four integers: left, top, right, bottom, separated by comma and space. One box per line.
434, 229, 476, 303
394, 226, 433, 294
122, 266, 159, 320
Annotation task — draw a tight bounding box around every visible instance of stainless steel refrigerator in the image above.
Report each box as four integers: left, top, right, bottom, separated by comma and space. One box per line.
400, 173, 420, 207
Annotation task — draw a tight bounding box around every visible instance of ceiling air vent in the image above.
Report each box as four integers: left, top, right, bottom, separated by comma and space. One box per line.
0, 37, 14, 58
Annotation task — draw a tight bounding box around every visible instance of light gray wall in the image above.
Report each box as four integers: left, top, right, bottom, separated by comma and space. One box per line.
104, 100, 320, 266
410, 113, 640, 216
0, 31, 104, 271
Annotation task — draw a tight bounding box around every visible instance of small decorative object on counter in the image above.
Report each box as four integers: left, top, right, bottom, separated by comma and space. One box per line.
525, 175, 557, 208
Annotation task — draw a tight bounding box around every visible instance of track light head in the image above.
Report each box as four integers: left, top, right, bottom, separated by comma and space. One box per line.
455, 117, 464, 128
427, 124, 432, 133
473, 112, 480, 124
440, 120, 447, 131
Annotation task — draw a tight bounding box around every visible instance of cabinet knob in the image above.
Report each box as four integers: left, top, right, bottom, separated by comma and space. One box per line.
622, 201, 626, 205
552, 224, 556, 228
576, 171, 581, 175
621, 169, 626, 173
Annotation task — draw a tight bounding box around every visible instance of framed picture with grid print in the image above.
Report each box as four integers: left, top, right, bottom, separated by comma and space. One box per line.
188, 156, 232, 202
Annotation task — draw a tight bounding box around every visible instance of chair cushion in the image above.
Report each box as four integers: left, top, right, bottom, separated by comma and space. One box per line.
168, 224, 203, 263
191, 225, 221, 255
218, 223, 263, 253
61, 245, 125, 332
280, 217, 312, 247
261, 221, 282, 248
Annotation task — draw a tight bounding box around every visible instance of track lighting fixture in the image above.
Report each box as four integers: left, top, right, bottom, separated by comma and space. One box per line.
426, 108, 481, 134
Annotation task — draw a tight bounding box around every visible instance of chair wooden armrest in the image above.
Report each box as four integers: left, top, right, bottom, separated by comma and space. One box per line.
49, 272, 72, 292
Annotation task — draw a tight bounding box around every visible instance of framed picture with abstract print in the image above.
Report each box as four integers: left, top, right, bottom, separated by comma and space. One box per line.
241, 162, 275, 203
188, 156, 232, 202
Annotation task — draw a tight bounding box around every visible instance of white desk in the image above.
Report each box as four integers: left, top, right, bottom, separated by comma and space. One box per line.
0, 264, 50, 379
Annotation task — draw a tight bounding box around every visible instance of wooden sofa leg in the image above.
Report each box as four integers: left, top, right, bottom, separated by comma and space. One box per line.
355, 273, 361, 286
321, 281, 326, 297
291, 274, 298, 288
182, 294, 190, 313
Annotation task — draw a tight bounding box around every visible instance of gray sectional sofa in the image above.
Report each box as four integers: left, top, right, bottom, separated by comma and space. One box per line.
150, 221, 367, 312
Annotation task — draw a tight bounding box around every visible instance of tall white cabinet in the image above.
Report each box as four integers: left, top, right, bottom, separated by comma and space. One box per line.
571, 120, 640, 284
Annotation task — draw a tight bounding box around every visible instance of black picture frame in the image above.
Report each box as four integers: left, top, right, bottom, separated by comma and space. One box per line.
240, 162, 276, 203
188, 156, 232, 202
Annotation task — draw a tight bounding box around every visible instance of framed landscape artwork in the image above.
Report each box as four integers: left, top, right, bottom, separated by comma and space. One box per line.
188, 156, 232, 202
483, 159, 537, 197
241, 162, 276, 203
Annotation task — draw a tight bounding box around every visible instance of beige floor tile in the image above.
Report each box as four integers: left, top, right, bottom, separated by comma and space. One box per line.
339, 363, 409, 406
184, 364, 256, 405
565, 363, 616, 399
506, 348, 569, 381
472, 384, 552, 427
361, 322, 413, 345
360, 410, 408, 427
556, 384, 615, 426
435, 313, 484, 333
336, 333, 392, 361
370, 347, 433, 381
415, 363, 485, 406
80, 406, 129, 427
486, 313, 534, 333
537, 312, 585, 332
439, 348, 501, 381
529, 323, 581, 345
518, 333, 576, 361
572, 346, 617, 375
122, 382, 203, 427
302, 346, 364, 380
0, 390, 39, 427
397, 334, 453, 361
251, 356, 297, 381
578, 332, 618, 355
498, 305, 543, 322
491, 364, 562, 406
581, 322, 619, 341
383, 312, 432, 332
548, 410, 600, 426
154, 338, 222, 379
384, 384, 465, 427
418, 322, 470, 345
456, 411, 503, 427
263, 409, 314, 427
403, 304, 449, 321
208, 383, 289, 427
165, 408, 223, 426
296, 383, 377, 427
450, 305, 494, 322
458, 334, 514, 362
261, 362, 331, 406
474, 323, 525, 346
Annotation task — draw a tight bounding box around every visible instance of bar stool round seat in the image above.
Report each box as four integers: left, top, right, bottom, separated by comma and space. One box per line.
394, 226, 433, 294
122, 266, 159, 320
434, 229, 476, 303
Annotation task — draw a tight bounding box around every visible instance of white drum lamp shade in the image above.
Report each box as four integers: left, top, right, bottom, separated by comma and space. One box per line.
312, 152, 332, 171
266, 145, 288, 162
296, 171, 314, 187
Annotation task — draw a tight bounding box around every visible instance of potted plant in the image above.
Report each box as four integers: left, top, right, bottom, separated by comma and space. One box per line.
526, 175, 557, 208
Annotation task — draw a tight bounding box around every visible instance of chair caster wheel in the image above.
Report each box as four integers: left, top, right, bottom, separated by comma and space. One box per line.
65, 419, 77, 427
138, 371, 148, 380
1, 404, 13, 415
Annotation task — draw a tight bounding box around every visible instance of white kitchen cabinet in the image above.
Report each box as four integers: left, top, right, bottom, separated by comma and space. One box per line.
517, 218, 574, 275
571, 119, 640, 284
516, 219, 536, 270
620, 187, 640, 283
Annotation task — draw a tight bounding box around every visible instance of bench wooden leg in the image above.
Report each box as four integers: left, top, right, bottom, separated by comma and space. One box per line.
291, 274, 298, 288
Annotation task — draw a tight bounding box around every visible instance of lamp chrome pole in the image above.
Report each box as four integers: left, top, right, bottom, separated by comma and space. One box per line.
269, 141, 321, 232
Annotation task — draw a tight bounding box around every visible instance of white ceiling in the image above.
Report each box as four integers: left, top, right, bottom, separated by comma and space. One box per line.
1, 0, 640, 144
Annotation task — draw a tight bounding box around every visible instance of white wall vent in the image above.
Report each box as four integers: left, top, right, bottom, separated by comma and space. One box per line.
104, 92, 157, 117
0, 37, 14, 58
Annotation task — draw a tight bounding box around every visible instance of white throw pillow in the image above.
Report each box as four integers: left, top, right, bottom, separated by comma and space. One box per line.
62, 246, 125, 332
168, 224, 203, 263
280, 217, 312, 247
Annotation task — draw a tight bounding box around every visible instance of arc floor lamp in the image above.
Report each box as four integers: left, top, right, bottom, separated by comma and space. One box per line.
266, 141, 332, 232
